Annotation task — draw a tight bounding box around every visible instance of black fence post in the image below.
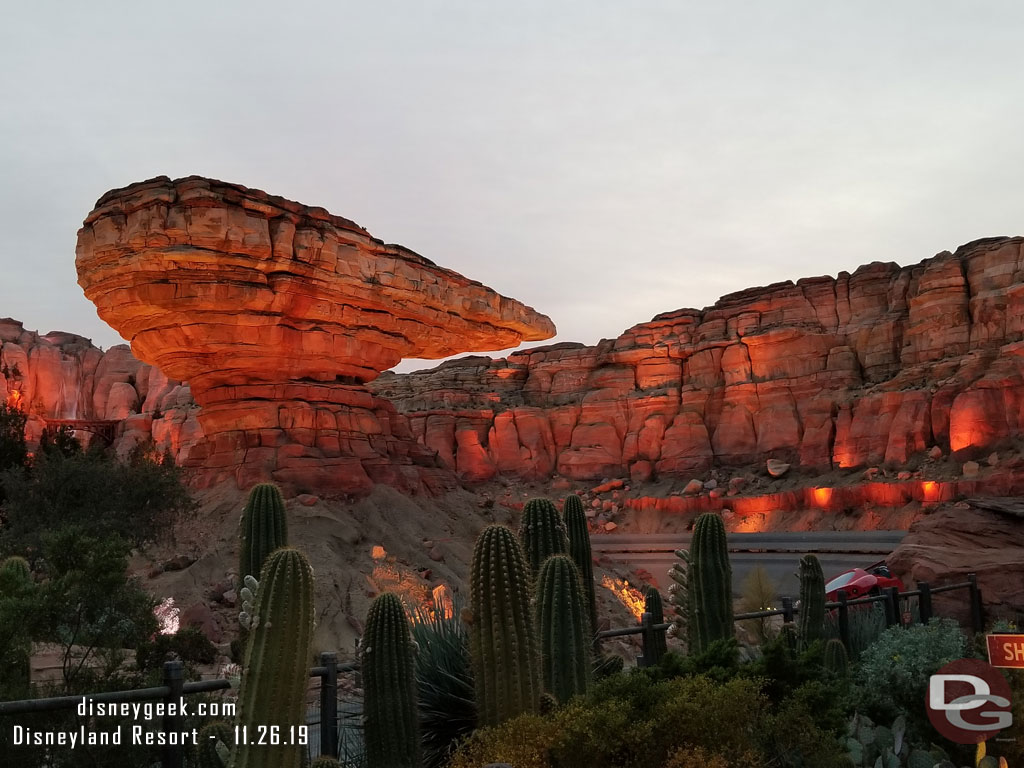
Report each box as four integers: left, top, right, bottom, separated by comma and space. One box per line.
882, 588, 897, 627
967, 573, 985, 632
886, 587, 901, 627
319, 652, 338, 758
162, 661, 184, 768
781, 596, 794, 624
637, 612, 654, 667
919, 582, 932, 624
837, 590, 851, 652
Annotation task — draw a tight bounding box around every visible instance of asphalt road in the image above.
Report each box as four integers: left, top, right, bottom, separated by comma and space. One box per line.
592, 531, 907, 598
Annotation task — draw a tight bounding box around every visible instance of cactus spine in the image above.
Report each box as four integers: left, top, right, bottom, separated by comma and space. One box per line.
231, 548, 314, 768
643, 586, 668, 664
688, 513, 734, 653
518, 498, 568, 577
562, 494, 598, 641
238, 483, 288, 587
798, 554, 825, 647
824, 638, 848, 676
361, 592, 420, 768
197, 721, 232, 768
536, 554, 592, 703
469, 525, 541, 726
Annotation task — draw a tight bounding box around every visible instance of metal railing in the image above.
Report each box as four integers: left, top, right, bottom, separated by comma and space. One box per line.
596, 572, 984, 667
0, 652, 359, 768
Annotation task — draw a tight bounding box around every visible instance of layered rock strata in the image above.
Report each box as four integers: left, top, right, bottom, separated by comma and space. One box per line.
75, 176, 555, 494
372, 237, 1024, 482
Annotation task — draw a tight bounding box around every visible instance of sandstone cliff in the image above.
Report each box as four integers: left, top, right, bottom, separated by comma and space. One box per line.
371, 236, 1024, 483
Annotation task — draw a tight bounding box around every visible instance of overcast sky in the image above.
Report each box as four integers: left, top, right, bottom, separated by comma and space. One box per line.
2, 2, 1023, 373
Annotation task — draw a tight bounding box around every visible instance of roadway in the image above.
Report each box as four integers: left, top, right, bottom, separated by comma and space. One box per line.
592, 531, 906, 598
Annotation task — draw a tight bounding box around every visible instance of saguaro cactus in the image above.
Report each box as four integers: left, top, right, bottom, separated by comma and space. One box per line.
231, 547, 314, 768
536, 554, 592, 703
238, 483, 288, 586
798, 554, 825, 647
562, 494, 599, 639
688, 513, 734, 653
824, 638, 848, 676
469, 525, 541, 726
643, 586, 668, 664
362, 592, 420, 768
518, 498, 568, 577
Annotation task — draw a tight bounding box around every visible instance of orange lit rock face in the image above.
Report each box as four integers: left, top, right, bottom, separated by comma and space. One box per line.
374, 237, 1024, 481
75, 176, 555, 493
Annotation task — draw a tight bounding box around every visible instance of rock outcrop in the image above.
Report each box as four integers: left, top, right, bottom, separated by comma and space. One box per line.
75, 176, 555, 494
372, 237, 1024, 482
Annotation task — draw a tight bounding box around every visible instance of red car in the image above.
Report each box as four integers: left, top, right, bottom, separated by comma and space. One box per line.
824, 563, 905, 601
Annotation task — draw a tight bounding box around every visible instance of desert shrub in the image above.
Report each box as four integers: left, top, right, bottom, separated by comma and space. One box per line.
852, 618, 968, 740
0, 401, 27, 500
136, 626, 217, 676
450, 668, 848, 768
448, 713, 558, 768
0, 440, 194, 559
738, 564, 779, 644
411, 599, 476, 768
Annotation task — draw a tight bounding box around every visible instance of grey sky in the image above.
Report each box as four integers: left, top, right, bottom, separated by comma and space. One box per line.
2, 2, 1023, 373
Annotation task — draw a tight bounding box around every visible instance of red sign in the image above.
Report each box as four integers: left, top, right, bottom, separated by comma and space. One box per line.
986, 634, 1024, 668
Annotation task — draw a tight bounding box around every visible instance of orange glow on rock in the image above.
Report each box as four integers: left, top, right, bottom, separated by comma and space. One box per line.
431, 584, 454, 620
921, 481, 939, 502
5, 389, 22, 409
601, 575, 646, 621
371, 545, 387, 560
813, 487, 832, 507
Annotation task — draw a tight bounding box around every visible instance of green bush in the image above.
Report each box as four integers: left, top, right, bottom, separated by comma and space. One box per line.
450, 667, 850, 768
136, 626, 218, 676
0, 441, 194, 560
852, 618, 968, 741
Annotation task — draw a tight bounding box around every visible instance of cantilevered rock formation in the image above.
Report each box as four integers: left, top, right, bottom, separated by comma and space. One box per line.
76, 176, 555, 494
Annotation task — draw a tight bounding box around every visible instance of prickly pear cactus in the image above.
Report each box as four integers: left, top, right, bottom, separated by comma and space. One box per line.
518, 498, 568, 577
238, 483, 288, 587
469, 524, 541, 726
361, 592, 420, 768
562, 494, 599, 641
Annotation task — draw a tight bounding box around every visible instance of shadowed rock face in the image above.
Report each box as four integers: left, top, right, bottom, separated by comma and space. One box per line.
75, 176, 555, 494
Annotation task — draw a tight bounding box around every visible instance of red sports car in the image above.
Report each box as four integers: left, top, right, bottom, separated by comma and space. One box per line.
824, 563, 905, 601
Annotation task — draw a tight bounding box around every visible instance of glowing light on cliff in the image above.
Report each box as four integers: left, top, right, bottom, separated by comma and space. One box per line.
5, 389, 22, 409
431, 584, 455, 620
601, 576, 645, 621
813, 487, 832, 507
922, 481, 939, 502
154, 597, 180, 635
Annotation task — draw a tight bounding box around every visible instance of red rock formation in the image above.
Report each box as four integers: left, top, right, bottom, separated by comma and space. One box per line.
373, 237, 1024, 483
75, 176, 555, 494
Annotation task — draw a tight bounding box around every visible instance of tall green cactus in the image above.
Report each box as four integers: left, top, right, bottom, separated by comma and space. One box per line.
231, 548, 314, 768
362, 592, 420, 768
562, 494, 598, 640
0, 555, 31, 597
688, 513, 734, 654
824, 638, 848, 676
469, 525, 541, 726
643, 586, 668, 664
798, 554, 825, 648
238, 483, 288, 587
536, 554, 591, 703
518, 498, 568, 577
